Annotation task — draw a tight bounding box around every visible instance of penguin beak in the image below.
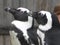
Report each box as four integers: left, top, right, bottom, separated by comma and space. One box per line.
32, 12, 38, 18
4, 7, 11, 12
4, 7, 16, 14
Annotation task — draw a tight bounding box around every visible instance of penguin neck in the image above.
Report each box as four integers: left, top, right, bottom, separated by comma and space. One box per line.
11, 16, 33, 30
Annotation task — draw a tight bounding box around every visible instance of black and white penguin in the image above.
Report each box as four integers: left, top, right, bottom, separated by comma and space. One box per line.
4, 7, 40, 45
32, 11, 60, 45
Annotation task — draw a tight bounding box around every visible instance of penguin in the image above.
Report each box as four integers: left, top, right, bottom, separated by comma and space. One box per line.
32, 11, 60, 45
4, 7, 40, 45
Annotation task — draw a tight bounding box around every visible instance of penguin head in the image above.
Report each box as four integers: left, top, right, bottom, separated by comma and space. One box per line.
4, 7, 32, 22
32, 11, 48, 25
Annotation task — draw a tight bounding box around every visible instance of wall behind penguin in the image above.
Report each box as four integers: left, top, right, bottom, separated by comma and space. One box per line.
0, 0, 60, 45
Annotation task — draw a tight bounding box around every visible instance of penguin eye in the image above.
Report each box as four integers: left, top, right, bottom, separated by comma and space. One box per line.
24, 11, 27, 13
38, 13, 41, 15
